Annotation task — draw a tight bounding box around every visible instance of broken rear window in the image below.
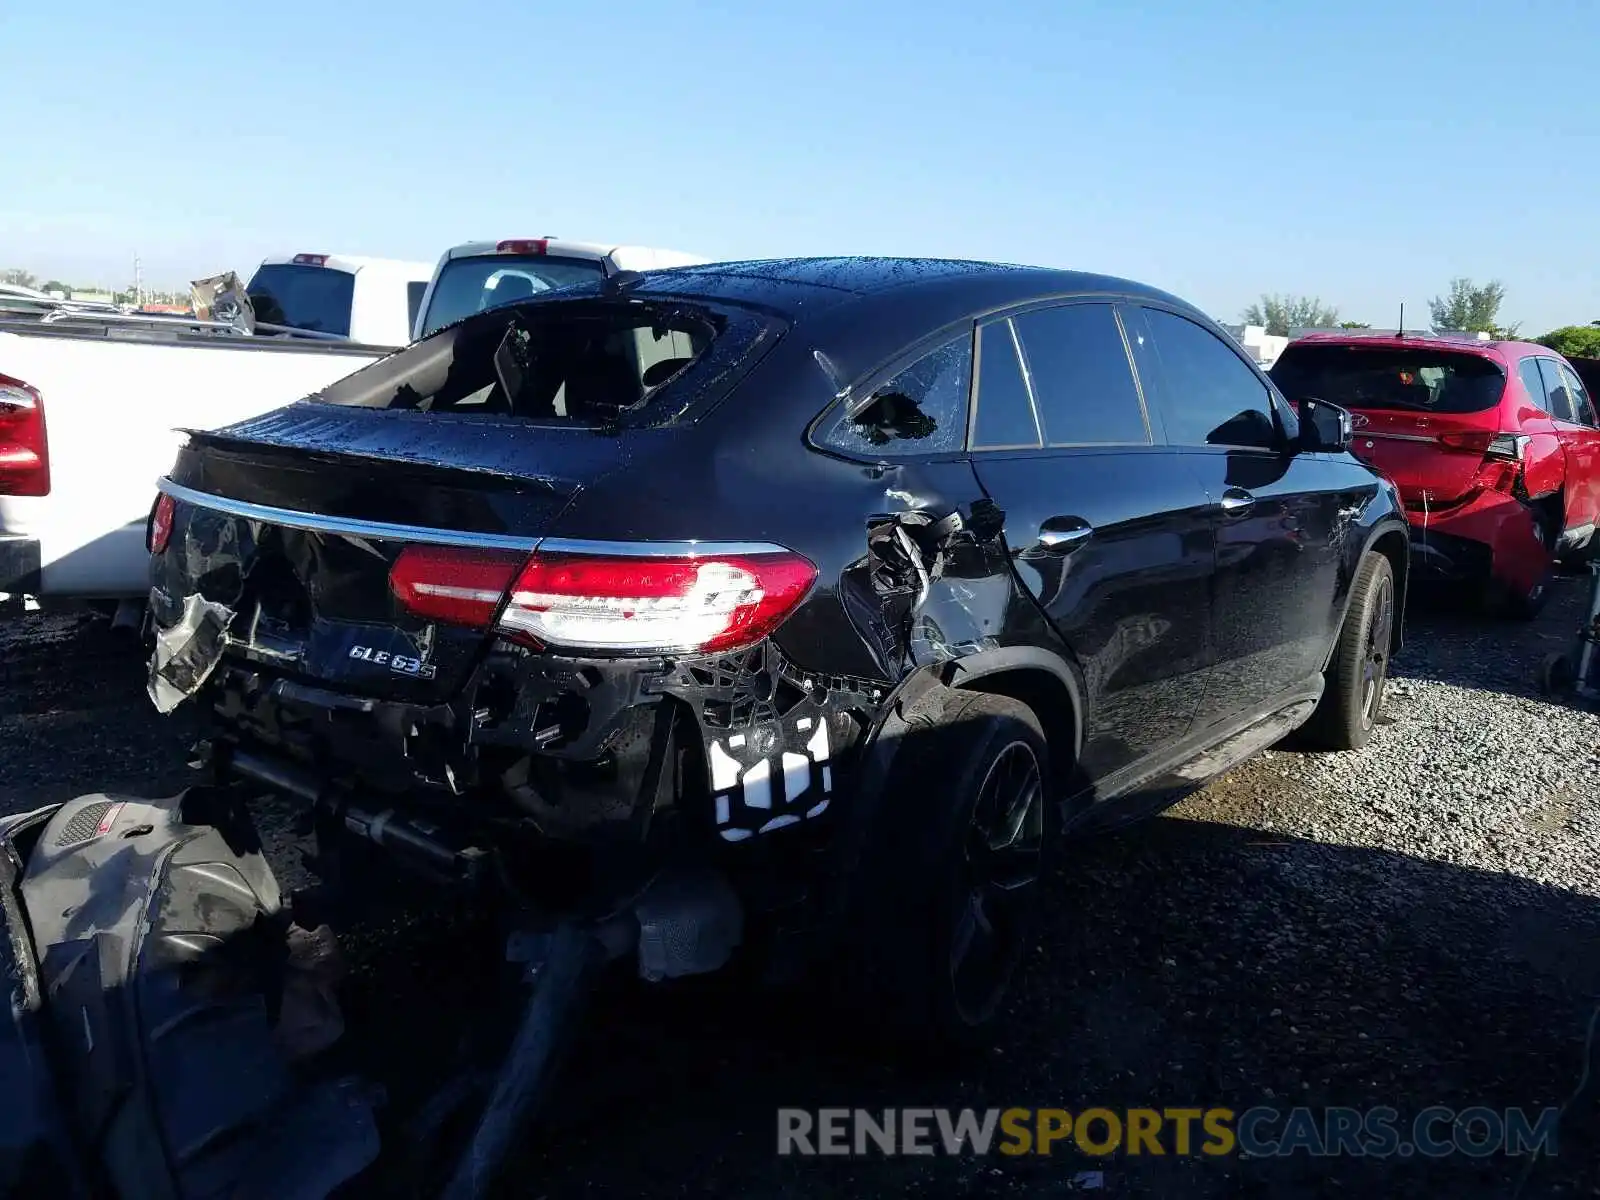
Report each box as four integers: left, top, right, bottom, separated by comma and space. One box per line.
1270, 345, 1506, 415
309, 298, 780, 427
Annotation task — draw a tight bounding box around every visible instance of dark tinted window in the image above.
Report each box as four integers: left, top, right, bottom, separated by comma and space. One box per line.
971, 320, 1040, 449
1270, 345, 1506, 416
246, 264, 356, 337
1517, 358, 1548, 409
1558, 362, 1596, 426
818, 334, 971, 458
1534, 358, 1573, 421
1143, 308, 1278, 449
1013, 304, 1148, 445
420, 254, 607, 335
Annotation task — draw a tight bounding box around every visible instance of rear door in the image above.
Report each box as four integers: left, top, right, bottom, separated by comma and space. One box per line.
1128, 307, 1363, 727
1538, 358, 1600, 537
965, 301, 1214, 787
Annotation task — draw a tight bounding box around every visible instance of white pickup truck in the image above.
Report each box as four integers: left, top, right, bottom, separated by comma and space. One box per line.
412, 237, 704, 338
0, 240, 704, 613
0, 252, 431, 611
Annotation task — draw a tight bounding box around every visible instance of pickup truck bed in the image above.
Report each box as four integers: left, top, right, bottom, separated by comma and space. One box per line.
0, 320, 395, 602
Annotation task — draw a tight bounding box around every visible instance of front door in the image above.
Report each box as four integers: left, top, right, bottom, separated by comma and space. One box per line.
964, 303, 1214, 787
1121, 304, 1367, 730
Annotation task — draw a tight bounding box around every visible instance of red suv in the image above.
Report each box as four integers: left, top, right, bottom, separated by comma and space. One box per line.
1270, 332, 1600, 617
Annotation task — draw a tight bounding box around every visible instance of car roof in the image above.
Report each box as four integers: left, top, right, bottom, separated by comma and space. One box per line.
1287, 330, 1552, 361
615, 257, 1200, 384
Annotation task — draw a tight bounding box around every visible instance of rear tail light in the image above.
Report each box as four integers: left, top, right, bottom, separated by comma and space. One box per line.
389, 545, 817, 655
496, 239, 549, 255
389, 546, 526, 629
1437, 430, 1529, 496
292, 253, 329, 266
1438, 430, 1528, 459
0, 373, 49, 497
148, 493, 176, 554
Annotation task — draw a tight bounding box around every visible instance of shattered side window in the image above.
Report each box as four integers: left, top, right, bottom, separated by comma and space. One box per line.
816, 333, 973, 458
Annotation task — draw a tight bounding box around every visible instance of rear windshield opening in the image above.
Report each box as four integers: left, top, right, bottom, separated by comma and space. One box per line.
246, 264, 356, 337
316, 301, 729, 424
420, 255, 607, 336
1270, 346, 1506, 415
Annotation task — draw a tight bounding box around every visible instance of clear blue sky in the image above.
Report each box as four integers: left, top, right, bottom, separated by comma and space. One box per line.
4, 0, 1597, 332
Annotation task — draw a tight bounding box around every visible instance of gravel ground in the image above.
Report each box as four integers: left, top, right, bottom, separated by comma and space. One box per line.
2, 577, 1597, 1199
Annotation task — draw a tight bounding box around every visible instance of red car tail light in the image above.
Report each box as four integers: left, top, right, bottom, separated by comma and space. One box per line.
148, 493, 176, 554
1438, 431, 1528, 460
1438, 430, 1529, 495
0, 373, 49, 497
389, 545, 526, 629
389, 543, 818, 655
500, 550, 818, 654
496, 239, 549, 255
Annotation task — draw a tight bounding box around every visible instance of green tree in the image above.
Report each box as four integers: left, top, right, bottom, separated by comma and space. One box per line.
1338, 321, 1371, 329
39, 279, 71, 298
1, 268, 39, 289
1428, 278, 1518, 337
1535, 325, 1600, 360
1241, 294, 1341, 336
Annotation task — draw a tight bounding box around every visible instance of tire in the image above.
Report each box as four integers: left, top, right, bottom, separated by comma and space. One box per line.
851, 691, 1051, 1052
1304, 552, 1396, 751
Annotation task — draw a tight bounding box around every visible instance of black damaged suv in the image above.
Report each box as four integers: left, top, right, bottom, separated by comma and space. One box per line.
147, 257, 1408, 1042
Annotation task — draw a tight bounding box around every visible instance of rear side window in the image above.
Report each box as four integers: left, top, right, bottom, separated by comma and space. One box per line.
420, 254, 608, 335
1558, 362, 1597, 426
817, 334, 972, 458
1531, 359, 1572, 421
1141, 308, 1278, 449
1270, 345, 1506, 416
1517, 359, 1549, 409
247, 264, 356, 337
311, 298, 770, 428
1012, 304, 1148, 445
971, 320, 1041, 449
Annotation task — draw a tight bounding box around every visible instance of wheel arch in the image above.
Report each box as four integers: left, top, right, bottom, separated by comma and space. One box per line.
1366, 523, 1409, 657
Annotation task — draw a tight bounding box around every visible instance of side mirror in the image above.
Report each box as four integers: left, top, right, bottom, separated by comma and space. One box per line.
1294, 397, 1353, 453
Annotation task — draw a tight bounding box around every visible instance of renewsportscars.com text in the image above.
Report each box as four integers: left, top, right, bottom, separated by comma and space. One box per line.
776, 1106, 1560, 1159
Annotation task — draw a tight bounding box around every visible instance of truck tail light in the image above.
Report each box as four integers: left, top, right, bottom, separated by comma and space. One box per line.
292, 253, 329, 266
0, 373, 49, 497
148, 493, 176, 554
496, 239, 549, 255
389, 545, 817, 655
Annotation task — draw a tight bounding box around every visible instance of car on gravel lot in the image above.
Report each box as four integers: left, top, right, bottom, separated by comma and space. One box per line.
143, 257, 1409, 1045
1270, 331, 1600, 618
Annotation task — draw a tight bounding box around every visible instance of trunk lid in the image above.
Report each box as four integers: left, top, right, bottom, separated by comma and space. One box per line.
154, 409, 605, 706
150, 292, 779, 708
1345, 408, 1497, 506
